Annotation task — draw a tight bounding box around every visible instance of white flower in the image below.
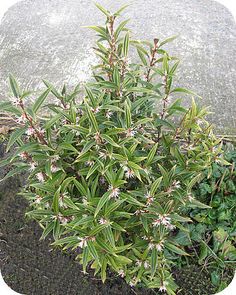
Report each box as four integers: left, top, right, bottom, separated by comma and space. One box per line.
26, 126, 35, 136
152, 218, 161, 227
59, 194, 68, 208
143, 261, 150, 269
187, 193, 194, 202
172, 180, 181, 189
36, 172, 45, 182
160, 214, 171, 226
156, 241, 164, 252
99, 151, 107, 160
108, 185, 120, 199
58, 214, 69, 225
94, 132, 101, 143
34, 195, 42, 204
78, 237, 87, 248
125, 169, 135, 179
135, 209, 142, 215
159, 281, 168, 292
86, 160, 94, 167
99, 217, 108, 225
118, 269, 125, 278
105, 111, 113, 119
148, 242, 155, 250
51, 155, 60, 163
16, 113, 27, 124
145, 192, 154, 205
51, 164, 60, 173
197, 119, 204, 125
29, 161, 37, 172
126, 128, 136, 137
45, 202, 50, 208
10, 97, 21, 106
37, 127, 45, 136
82, 197, 88, 205
91, 106, 100, 114
19, 152, 28, 160
166, 224, 176, 231
142, 235, 148, 240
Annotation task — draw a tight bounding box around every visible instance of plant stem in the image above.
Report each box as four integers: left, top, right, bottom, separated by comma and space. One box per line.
146, 38, 159, 82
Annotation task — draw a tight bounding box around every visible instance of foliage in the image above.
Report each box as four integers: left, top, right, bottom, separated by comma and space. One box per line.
0, 3, 227, 294
173, 148, 236, 291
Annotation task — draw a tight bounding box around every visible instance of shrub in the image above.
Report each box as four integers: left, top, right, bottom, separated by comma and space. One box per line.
0, 3, 226, 294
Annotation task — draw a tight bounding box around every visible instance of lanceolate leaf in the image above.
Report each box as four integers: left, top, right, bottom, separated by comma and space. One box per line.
150, 176, 163, 195
165, 242, 189, 256
52, 187, 61, 214
85, 103, 99, 131
146, 143, 158, 165
151, 248, 158, 277
123, 32, 130, 57
32, 87, 51, 114
9, 75, 21, 97
101, 134, 120, 148
94, 191, 111, 217
114, 19, 130, 39
6, 127, 27, 152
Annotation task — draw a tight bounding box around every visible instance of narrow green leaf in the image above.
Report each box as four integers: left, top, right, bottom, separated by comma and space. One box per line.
87, 240, 100, 264
52, 186, 61, 214
95, 3, 110, 17
151, 248, 158, 276
101, 257, 107, 283
101, 134, 120, 148
86, 103, 99, 132
114, 19, 130, 39
123, 32, 130, 57
94, 191, 111, 217
32, 88, 51, 114
89, 223, 109, 236
165, 242, 189, 256
146, 143, 158, 165
150, 177, 163, 195
124, 101, 131, 128
6, 127, 26, 152
9, 75, 21, 97
159, 35, 178, 47
170, 87, 201, 98
40, 222, 54, 240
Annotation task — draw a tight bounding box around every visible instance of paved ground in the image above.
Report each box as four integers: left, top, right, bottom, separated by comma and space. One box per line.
0, 0, 235, 133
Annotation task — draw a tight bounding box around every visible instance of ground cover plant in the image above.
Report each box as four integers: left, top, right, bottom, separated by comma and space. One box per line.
0, 3, 234, 294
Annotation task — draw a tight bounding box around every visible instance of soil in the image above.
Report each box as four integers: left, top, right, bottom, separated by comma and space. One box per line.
0, 142, 232, 295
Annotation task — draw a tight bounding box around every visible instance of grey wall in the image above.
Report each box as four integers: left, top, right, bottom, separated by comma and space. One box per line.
0, 0, 235, 133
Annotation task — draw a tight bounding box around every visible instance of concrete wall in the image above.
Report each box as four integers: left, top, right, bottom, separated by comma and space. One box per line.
0, 0, 235, 133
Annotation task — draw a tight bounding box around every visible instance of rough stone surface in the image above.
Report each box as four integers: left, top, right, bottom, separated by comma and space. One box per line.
0, 0, 235, 133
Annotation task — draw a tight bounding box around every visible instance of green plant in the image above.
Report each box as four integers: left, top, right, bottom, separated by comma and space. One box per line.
0, 3, 226, 294
173, 148, 236, 291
